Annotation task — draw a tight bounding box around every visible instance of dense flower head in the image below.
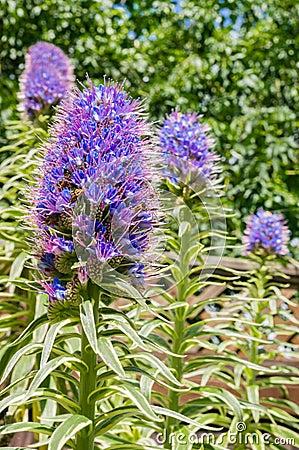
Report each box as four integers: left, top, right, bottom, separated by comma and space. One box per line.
28, 79, 159, 310
19, 41, 74, 118
159, 110, 219, 186
243, 208, 290, 255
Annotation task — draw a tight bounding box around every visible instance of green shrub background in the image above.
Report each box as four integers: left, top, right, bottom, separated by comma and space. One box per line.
1, 0, 298, 241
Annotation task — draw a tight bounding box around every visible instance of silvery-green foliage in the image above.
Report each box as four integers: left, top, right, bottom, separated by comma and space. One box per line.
208, 251, 299, 448
0, 118, 48, 345
120, 185, 249, 449
0, 280, 202, 448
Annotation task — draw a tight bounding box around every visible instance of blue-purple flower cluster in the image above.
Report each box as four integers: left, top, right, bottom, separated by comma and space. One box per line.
159, 110, 218, 186
19, 41, 74, 118
30, 80, 158, 308
243, 208, 290, 255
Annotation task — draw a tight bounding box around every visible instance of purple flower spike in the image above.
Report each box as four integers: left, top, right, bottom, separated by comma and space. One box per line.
243, 208, 290, 255
159, 110, 219, 186
41, 278, 66, 303
19, 41, 74, 118
28, 79, 159, 309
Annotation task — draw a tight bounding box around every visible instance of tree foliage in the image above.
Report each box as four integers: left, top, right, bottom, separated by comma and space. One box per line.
1, 0, 298, 238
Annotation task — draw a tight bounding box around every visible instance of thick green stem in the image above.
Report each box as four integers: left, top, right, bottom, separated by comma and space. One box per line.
165, 314, 185, 449
165, 220, 190, 448
76, 285, 99, 450
246, 260, 269, 390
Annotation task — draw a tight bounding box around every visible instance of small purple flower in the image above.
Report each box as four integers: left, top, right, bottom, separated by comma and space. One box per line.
38, 253, 55, 273
78, 266, 89, 285
41, 278, 66, 303
28, 79, 159, 308
45, 236, 75, 255
159, 110, 219, 186
19, 41, 74, 118
94, 238, 121, 263
243, 208, 290, 255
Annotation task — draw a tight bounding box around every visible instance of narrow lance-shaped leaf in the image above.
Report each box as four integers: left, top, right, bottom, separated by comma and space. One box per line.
25, 355, 83, 399
48, 415, 92, 450
199, 386, 243, 422
112, 384, 159, 421
110, 318, 148, 350
125, 353, 183, 387
41, 318, 73, 366
152, 406, 221, 431
80, 300, 99, 354
9, 251, 31, 281
0, 343, 43, 385
246, 385, 260, 423
98, 337, 125, 377
0, 422, 54, 436
8, 314, 48, 347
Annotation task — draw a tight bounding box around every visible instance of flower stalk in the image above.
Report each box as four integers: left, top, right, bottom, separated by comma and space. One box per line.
238, 210, 291, 423
22, 78, 161, 448
159, 110, 223, 447
77, 283, 100, 450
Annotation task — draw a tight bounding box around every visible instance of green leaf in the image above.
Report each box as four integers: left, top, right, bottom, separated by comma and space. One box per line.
139, 319, 163, 336
113, 279, 151, 312
89, 387, 115, 404
257, 376, 299, 386
152, 301, 187, 311
9, 251, 30, 280
33, 294, 49, 342
105, 445, 162, 450
96, 365, 184, 393
261, 397, 299, 416
80, 300, 99, 354
41, 318, 73, 366
34, 388, 80, 413
261, 423, 299, 446
152, 406, 220, 430
0, 342, 42, 385
184, 280, 203, 299
0, 393, 24, 414
0, 276, 38, 290
170, 264, 183, 283
0, 448, 29, 450
95, 406, 142, 436
268, 406, 299, 423
185, 354, 275, 374
98, 336, 125, 377
0, 388, 79, 415
125, 353, 183, 387
25, 355, 82, 399
198, 387, 243, 422
48, 415, 92, 450
172, 426, 193, 450
248, 430, 268, 450
178, 221, 191, 238
112, 384, 159, 421
109, 318, 148, 350
246, 385, 260, 422
9, 314, 48, 347
140, 373, 154, 400
183, 244, 200, 267
0, 421, 53, 435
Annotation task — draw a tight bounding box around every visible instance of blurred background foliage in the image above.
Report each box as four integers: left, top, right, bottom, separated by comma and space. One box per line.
1, 0, 298, 244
